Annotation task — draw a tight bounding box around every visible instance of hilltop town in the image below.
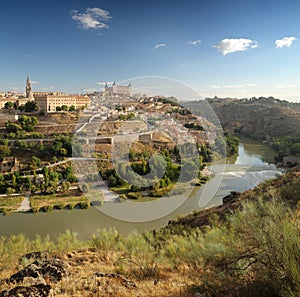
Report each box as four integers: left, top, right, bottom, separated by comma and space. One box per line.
0, 77, 234, 214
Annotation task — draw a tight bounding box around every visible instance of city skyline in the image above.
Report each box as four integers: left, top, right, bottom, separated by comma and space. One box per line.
1, 0, 300, 102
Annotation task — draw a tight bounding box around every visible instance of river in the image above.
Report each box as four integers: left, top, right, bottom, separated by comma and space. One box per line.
0, 139, 282, 239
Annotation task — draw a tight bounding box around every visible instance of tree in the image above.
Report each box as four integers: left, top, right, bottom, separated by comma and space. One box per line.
17, 115, 38, 132
64, 166, 77, 183
30, 156, 41, 170
5, 121, 22, 133
0, 145, 11, 160
69, 105, 75, 111
24, 101, 36, 112
24, 101, 38, 112
4, 101, 14, 110
61, 181, 71, 192
108, 175, 118, 187
61, 105, 68, 111
6, 187, 15, 197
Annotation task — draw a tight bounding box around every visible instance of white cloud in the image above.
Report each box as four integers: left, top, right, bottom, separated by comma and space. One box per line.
153, 43, 167, 50
275, 36, 296, 48
71, 7, 111, 30
30, 81, 40, 84
213, 38, 258, 55
186, 39, 201, 46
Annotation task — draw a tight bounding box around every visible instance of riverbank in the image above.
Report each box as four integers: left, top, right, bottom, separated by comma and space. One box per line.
0, 140, 283, 238
0, 165, 299, 297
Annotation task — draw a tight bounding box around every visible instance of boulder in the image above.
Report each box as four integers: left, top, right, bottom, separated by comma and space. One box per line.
10, 258, 67, 284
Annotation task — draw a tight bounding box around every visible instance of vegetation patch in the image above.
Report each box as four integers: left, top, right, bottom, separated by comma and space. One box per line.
30, 192, 90, 212
0, 195, 24, 214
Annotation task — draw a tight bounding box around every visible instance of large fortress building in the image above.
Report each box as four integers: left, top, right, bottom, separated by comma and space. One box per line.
104, 81, 132, 95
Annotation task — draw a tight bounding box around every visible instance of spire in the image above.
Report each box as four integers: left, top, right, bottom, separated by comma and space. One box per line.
26, 75, 33, 99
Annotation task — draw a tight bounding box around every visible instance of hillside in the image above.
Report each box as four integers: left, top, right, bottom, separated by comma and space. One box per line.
207, 97, 300, 140
0, 166, 299, 297
169, 164, 300, 229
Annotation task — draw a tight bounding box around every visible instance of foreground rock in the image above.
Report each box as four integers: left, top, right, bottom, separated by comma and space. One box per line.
0, 257, 67, 297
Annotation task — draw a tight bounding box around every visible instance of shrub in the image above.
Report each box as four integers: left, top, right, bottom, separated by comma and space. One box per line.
127, 192, 142, 199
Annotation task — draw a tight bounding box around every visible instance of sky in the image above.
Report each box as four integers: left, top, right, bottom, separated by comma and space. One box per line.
1, 0, 300, 101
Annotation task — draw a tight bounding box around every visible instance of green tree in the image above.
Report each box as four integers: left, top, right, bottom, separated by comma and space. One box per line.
17, 115, 38, 132
6, 187, 15, 197
24, 101, 38, 112
4, 101, 14, 110
5, 121, 22, 133
69, 105, 75, 111
0, 145, 11, 160
29, 156, 41, 170
108, 175, 118, 187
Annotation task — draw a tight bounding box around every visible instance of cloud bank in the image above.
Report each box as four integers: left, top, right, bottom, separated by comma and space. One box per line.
213, 38, 258, 55
71, 7, 111, 30
275, 36, 296, 48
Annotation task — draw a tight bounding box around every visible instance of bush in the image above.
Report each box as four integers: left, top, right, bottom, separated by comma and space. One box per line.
41, 205, 53, 212
127, 192, 142, 199
78, 201, 90, 209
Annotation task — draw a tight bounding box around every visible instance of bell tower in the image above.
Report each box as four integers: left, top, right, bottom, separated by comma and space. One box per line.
26, 75, 33, 99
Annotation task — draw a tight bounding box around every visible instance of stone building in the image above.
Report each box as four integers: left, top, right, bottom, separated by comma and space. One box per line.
26, 76, 34, 100
22, 76, 90, 112
34, 93, 91, 112
104, 82, 132, 95
34, 94, 91, 112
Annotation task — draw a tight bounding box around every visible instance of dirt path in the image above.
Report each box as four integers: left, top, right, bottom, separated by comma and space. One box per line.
17, 193, 31, 212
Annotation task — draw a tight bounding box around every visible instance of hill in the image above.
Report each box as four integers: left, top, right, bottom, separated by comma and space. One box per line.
207, 97, 300, 140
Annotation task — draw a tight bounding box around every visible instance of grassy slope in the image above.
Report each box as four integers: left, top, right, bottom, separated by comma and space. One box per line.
0, 166, 299, 296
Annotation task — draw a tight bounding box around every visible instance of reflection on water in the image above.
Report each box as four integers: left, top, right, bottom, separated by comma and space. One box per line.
201, 143, 281, 208
235, 144, 270, 166
0, 141, 282, 239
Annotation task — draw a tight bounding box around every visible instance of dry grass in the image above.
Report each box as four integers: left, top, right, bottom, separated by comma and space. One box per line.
0, 195, 24, 214
47, 249, 198, 297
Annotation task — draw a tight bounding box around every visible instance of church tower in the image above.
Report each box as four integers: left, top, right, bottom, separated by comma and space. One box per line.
26, 76, 33, 100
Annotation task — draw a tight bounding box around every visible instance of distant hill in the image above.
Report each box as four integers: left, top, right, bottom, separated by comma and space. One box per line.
182, 97, 300, 141
206, 97, 300, 140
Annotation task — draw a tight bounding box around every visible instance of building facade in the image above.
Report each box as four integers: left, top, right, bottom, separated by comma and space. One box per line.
34, 93, 91, 112
104, 82, 132, 95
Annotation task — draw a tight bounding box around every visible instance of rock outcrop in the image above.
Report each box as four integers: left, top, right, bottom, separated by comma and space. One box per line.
0, 254, 67, 297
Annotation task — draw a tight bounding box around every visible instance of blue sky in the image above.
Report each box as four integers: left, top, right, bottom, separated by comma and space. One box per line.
1, 0, 300, 101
